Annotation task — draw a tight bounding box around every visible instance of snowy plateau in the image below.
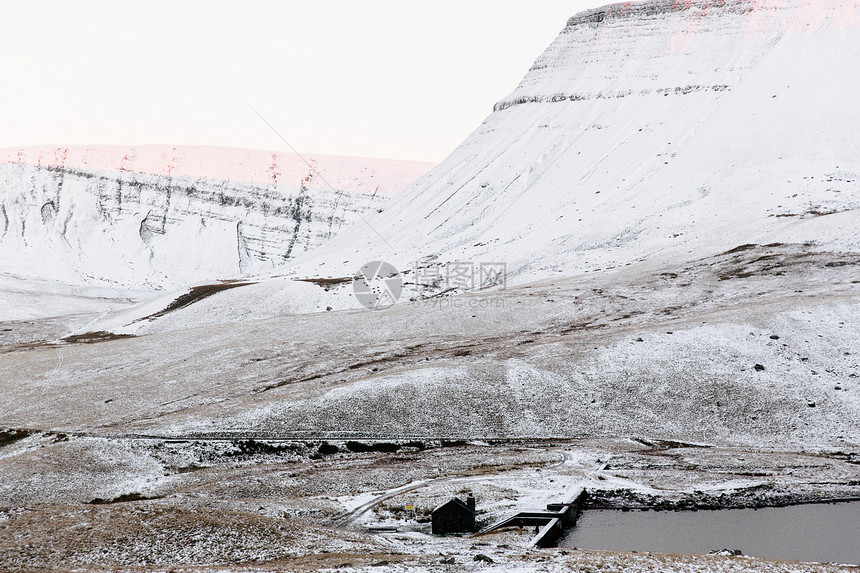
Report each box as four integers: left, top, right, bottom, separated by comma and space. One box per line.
1, 1, 860, 572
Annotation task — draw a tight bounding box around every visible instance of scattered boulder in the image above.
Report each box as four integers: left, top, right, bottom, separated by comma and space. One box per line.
708, 548, 742, 556
0, 429, 34, 448
317, 442, 340, 456
474, 554, 494, 563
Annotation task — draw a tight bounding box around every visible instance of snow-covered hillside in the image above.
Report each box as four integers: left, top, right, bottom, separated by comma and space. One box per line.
0, 146, 433, 289
97, 0, 860, 332
32, 0, 854, 445
286, 0, 860, 282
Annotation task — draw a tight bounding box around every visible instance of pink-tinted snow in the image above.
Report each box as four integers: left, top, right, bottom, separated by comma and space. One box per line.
0, 144, 435, 193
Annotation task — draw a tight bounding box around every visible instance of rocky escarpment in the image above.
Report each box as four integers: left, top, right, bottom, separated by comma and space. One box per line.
497, 0, 852, 111
0, 149, 432, 289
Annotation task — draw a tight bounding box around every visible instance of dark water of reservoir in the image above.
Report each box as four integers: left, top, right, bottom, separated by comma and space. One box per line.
559, 502, 860, 564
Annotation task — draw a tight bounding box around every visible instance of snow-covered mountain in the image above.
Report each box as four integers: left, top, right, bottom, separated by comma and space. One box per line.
3, 5, 860, 569
288, 0, 860, 281
0, 146, 433, 289
106, 0, 860, 331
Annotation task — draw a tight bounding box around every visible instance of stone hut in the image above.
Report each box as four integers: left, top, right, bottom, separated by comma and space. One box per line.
431, 494, 476, 534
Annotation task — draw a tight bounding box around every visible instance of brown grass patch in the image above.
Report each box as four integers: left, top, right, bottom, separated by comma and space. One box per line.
60, 330, 135, 344
139, 281, 255, 321
294, 276, 352, 288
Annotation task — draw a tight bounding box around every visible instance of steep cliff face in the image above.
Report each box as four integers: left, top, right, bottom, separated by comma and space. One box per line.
0, 147, 433, 289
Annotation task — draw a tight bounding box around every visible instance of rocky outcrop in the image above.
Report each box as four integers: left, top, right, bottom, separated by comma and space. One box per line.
0, 148, 433, 289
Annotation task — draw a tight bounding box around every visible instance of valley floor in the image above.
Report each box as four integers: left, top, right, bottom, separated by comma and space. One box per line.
0, 433, 859, 572
1, 242, 858, 571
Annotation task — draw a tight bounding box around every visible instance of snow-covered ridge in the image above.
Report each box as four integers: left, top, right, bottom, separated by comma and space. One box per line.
498, 0, 858, 112
1, 145, 433, 191
0, 147, 434, 289
565, 0, 859, 28
566, 0, 757, 27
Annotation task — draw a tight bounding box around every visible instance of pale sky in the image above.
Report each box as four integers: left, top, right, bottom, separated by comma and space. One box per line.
1, 1, 600, 162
